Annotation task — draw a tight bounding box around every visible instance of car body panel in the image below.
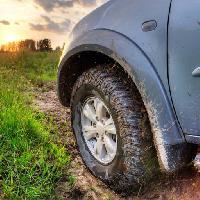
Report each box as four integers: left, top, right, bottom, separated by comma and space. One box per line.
169, 0, 200, 137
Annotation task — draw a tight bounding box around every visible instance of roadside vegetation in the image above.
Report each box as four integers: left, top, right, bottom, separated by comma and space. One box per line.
0, 51, 71, 199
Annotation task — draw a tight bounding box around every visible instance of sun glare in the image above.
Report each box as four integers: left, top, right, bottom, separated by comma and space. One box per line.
4, 34, 19, 43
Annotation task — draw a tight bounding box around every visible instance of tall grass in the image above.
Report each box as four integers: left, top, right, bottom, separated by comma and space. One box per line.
0, 51, 61, 84
0, 51, 70, 199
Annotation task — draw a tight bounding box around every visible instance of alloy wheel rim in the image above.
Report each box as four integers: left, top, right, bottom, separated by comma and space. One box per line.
81, 96, 117, 164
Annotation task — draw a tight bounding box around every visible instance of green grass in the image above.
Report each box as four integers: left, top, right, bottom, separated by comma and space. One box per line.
0, 51, 61, 85
0, 51, 70, 199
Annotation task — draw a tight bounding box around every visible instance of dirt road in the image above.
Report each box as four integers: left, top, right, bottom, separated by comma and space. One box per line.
34, 85, 200, 200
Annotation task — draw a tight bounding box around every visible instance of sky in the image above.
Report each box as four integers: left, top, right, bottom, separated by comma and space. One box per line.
0, 0, 107, 48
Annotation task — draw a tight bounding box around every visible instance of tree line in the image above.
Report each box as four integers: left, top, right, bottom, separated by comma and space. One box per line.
0, 39, 62, 52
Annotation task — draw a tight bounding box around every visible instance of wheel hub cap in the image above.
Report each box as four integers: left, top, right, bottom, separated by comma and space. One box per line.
81, 97, 117, 164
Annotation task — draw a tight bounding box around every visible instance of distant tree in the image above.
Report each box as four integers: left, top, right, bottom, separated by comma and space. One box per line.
55, 46, 61, 52
37, 39, 52, 51
0, 44, 6, 52
0, 39, 37, 52
4, 42, 18, 52
18, 39, 36, 51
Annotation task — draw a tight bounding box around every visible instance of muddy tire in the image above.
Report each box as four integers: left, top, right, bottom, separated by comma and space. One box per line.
70, 66, 159, 194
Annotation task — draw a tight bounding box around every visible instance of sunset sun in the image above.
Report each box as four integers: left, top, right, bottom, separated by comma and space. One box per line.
4, 34, 19, 43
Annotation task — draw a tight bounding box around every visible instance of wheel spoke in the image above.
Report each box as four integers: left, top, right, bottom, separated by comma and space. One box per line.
94, 98, 104, 119
104, 135, 116, 155
83, 126, 97, 140
83, 104, 96, 122
104, 118, 116, 134
105, 118, 114, 126
94, 139, 104, 157
81, 97, 117, 164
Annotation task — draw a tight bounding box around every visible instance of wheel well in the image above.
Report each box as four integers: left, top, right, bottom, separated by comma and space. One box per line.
58, 51, 123, 106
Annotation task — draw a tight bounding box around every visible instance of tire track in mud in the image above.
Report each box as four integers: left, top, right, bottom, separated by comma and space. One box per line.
34, 85, 200, 200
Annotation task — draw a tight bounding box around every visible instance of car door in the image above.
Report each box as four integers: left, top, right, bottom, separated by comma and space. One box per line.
169, 0, 200, 136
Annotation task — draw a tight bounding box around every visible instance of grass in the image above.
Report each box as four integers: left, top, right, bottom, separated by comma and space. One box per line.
0, 51, 71, 199
0, 51, 60, 85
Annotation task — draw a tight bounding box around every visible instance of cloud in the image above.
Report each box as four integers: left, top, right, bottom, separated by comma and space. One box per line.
33, 0, 73, 11
76, 0, 96, 7
33, 0, 97, 12
30, 15, 71, 33
0, 20, 10, 25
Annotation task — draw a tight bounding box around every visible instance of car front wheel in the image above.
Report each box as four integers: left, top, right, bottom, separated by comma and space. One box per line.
70, 66, 159, 194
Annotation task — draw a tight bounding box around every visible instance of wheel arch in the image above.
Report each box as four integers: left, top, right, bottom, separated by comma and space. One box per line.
58, 30, 192, 172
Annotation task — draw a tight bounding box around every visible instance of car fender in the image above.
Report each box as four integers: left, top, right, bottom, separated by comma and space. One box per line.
58, 29, 189, 172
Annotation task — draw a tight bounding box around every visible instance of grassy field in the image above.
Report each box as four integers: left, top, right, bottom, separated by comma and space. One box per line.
0, 51, 71, 199
0, 51, 60, 85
